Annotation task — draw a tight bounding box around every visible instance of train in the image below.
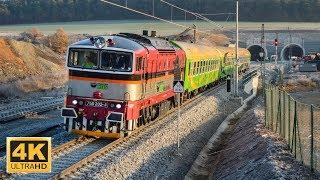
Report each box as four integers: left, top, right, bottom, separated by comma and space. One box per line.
61, 32, 251, 138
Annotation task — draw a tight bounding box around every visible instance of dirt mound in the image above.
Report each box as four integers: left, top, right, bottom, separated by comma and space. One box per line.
166, 28, 230, 46
196, 31, 230, 46
0, 38, 67, 98
283, 72, 320, 92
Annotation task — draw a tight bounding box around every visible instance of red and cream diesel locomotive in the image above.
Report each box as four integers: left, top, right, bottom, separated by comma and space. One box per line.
61, 33, 185, 138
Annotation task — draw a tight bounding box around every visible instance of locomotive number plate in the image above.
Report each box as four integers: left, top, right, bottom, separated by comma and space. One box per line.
85, 101, 108, 107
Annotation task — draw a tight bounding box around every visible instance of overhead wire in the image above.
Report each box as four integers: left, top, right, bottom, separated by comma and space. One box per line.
160, 0, 229, 32
201, 13, 236, 16
100, 0, 252, 43
100, 0, 229, 37
159, 0, 249, 38
100, 0, 189, 29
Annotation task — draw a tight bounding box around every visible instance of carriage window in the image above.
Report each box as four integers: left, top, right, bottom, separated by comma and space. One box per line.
206, 61, 209, 72
202, 61, 205, 73
101, 51, 133, 72
68, 49, 98, 69
196, 62, 200, 74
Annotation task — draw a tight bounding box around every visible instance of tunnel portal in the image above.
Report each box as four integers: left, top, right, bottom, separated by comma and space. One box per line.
281, 43, 305, 61
247, 45, 266, 61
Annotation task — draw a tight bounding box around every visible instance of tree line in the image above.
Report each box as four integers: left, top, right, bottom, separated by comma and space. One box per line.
0, 0, 319, 25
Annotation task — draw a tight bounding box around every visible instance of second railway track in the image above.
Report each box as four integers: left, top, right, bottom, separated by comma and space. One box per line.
0, 96, 64, 123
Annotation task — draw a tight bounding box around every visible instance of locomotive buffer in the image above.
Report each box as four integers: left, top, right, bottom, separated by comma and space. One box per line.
173, 81, 184, 155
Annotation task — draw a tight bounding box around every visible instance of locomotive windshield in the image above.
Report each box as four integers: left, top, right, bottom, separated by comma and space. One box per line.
68, 49, 99, 69
68, 48, 133, 72
101, 51, 132, 72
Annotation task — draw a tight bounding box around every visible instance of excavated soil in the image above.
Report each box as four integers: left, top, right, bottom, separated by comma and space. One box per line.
0, 38, 67, 98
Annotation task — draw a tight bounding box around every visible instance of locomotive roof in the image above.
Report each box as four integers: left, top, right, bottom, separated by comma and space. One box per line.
70, 33, 177, 51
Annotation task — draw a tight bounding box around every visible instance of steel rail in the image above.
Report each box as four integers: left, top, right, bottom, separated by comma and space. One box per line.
51, 136, 88, 156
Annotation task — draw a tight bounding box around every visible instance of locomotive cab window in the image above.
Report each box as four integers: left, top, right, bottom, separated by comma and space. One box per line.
101, 51, 133, 72
68, 49, 98, 69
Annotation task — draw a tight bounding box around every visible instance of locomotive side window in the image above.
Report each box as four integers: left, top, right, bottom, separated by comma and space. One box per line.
68, 49, 98, 69
101, 51, 133, 72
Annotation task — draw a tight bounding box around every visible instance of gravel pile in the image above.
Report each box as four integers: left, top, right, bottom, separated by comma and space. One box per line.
72, 85, 241, 179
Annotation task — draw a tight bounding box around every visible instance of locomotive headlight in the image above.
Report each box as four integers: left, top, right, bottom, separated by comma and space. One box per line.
72, 100, 78, 105
116, 104, 122, 109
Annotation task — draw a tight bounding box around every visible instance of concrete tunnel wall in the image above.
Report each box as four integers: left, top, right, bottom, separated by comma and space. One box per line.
247, 44, 268, 61
280, 43, 305, 61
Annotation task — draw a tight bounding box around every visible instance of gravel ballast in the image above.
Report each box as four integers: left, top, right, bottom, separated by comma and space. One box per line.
71, 85, 241, 179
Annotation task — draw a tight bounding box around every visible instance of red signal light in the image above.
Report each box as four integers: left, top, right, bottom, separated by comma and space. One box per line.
274, 39, 278, 46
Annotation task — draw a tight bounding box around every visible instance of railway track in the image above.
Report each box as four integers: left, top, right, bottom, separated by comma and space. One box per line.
50, 82, 227, 179
0, 96, 64, 123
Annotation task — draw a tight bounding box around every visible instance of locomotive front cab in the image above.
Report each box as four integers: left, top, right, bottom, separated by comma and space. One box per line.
61, 36, 144, 138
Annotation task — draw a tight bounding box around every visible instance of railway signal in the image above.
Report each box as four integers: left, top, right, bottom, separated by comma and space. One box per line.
274, 33, 279, 64
274, 38, 279, 46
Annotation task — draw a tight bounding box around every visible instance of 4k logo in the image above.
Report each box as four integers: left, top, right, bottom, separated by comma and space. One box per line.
6, 137, 51, 173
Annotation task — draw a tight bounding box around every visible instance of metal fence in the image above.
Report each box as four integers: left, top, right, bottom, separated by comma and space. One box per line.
265, 85, 320, 172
